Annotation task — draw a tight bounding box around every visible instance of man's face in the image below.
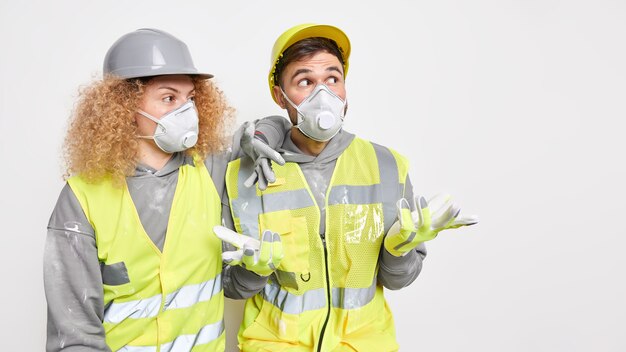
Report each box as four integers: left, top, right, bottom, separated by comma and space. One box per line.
274, 51, 346, 125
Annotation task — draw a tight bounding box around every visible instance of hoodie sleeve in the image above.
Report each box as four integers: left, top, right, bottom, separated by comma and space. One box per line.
253, 115, 290, 150
378, 175, 427, 290
210, 116, 292, 299
205, 154, 268, 299
44, 184, 110, 352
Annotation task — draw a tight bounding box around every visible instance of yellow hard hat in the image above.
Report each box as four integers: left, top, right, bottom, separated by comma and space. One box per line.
268, 23, 351, 104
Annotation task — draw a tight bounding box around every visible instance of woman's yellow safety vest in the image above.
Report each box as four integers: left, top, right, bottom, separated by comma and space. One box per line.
68, 160, 225, 352
226, 137, 409, 352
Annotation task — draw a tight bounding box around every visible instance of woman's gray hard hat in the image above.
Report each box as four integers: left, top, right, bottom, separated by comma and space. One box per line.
103, 28, 213, 79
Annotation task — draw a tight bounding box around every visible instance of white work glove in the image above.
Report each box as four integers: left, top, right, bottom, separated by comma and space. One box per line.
240, 121, 286, 191
213, 225, 283, 277
384, 194, 479, 257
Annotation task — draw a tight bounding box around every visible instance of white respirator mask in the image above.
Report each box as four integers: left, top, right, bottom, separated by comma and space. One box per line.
281, 84, 346, 142
137, 100, 199, 153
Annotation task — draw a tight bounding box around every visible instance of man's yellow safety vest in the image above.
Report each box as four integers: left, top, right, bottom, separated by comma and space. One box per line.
68, 160, 225, 351
226, 137, 409, 351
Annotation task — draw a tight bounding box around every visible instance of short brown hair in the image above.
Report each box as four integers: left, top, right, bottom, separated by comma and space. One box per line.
274, 37, 345, 88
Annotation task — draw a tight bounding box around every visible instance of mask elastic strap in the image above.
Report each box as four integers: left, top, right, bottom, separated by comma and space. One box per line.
280, 89, 306, 126
136, 110, 166, 138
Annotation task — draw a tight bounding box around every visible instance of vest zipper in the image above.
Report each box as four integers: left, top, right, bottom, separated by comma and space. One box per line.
317, 236, 332, 352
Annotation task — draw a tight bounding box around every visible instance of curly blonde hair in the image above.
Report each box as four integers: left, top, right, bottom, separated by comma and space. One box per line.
63, 76, 234, 184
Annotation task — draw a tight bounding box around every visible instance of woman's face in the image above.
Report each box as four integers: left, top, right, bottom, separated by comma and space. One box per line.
136, 75, 195, 137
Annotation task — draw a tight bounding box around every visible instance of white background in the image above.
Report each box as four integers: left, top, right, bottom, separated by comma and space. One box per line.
1, 0, 625, 351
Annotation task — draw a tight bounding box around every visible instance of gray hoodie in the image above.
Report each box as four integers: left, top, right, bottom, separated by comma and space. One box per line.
44, 116, 425, 351
44, 124, 273, 352
228, 116, 426, 291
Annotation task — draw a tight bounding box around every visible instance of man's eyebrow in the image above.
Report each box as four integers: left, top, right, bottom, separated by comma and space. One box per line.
326, 66, 343, 76
290, 66, 343, 81
290, 68, 312, 81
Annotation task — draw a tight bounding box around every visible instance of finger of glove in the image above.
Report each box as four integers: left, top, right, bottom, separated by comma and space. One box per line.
256, 165, 268, 191
449, 215, 480, 228
243, 171, 259, 188
256, 231, 273, 268
271, 232, 284, 266
222, 250, 243, 266
415, 196, 430, 229
430, 194, 453, 220
427, 193, 451, 206
240, 121, 256, 157
242, 242, 258, 268
399, 209, 416, 235
395, 198, 411, 228
251, 139, 285, 165
432, 203, 461, 230
258, 159, 276, 184
213, 226, 249, 249
385, 220, 401, 241
243, 121, 254, 135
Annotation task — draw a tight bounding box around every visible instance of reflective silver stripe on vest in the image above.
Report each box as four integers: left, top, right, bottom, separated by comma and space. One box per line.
164, 274, 222, 310
262, 282, 327, 315
328, 184, 382, 205
232, 158, 315, 237
161, 320, 224, 352
326, 143, 401, 233
117, 344, 157, 352
332, 281, 377, 310
262, 280, 377, 313
104, 293, 161, 324
261, 188, 315, 212
372, 143, 401, 233
104, 274, 222, 324
117, 320, 224, 352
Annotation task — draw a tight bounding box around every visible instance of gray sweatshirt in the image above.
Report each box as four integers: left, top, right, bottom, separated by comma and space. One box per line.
44, 124, 278, 352
45, 117, 425, 351
230, 116, 427, 290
